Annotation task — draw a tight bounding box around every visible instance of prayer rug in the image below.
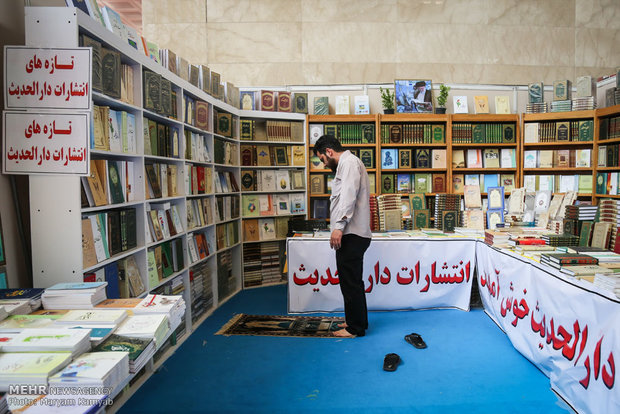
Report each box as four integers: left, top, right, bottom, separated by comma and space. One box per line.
216, 314, 345, 337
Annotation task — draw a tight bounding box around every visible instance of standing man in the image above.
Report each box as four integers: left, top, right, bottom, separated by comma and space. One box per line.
314, 135, 372, 338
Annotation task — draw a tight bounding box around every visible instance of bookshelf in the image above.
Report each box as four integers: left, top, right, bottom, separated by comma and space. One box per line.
22, 6, 280, 410
306, 114, 380, 221
238, 110, 307, 288
520, 111, 596, 202
594, 104, 620, 200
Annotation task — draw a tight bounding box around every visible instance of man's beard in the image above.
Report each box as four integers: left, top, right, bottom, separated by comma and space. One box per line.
324, 155, 337, 172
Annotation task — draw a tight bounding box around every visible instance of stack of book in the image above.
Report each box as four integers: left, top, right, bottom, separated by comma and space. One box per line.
369, 196, 379, 231
582, 249, 620, 264
242, 244, 262, 287
593, 273, 620, 298
48, 351, 129, 393
540, 252, 599, 269
114, 314, 169, 348
526, 102, 548, 113
94, 334, 155, 374
572, 96, 595, 111
189, 261, 213, 322
95, 298, 142, 310
133, 294, 186, 332
0, 352, 72, 392
0, 288, 44, 315
0, 314, 63, 333
376, 195, 402, 231
0, 306, 6, 322
559, 264, 615, 278
484, 230, 511, 248
565, 205, 598, 221
0, 328, 91, 357
41, 282, 108, 309
599, 199, 620, 251
541, 233, 580, 247
434, 194, 461, 232
260, 242, 283, 285
550, 100, 572, 112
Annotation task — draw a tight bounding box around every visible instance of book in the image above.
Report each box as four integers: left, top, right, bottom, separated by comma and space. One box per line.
293, 93, 308, 113
314, 97, 329, 115
335, 95, 350, 114
453, 96, 468, 113
381, 149, 398, 169
495, 95, 511, 114
474, 96, 489, 114
278, 91, 292, 112
261, 90, 276, 111
354, 95, 370, 114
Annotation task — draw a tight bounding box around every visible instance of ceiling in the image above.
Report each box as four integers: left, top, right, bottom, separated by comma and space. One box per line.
98, 0, 142, 34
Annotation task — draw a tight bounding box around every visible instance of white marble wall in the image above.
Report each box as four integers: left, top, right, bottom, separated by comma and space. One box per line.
142, 0, 620, 87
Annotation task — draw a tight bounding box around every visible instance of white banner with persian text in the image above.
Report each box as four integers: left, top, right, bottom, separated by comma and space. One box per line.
4, 46, 91, 111
476, 243, 619, 414
287, 237, 476, 313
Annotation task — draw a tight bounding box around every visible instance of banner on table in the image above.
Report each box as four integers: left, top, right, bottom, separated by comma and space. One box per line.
287, 237, 475, 313
476, 243, 619, 414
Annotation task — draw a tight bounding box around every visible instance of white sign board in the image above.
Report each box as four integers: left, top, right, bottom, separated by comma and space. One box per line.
4, 46, 91, 111
3, 111, 90, 175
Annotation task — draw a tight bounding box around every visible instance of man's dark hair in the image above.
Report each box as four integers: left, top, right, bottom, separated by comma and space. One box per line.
313, 134, 344, 156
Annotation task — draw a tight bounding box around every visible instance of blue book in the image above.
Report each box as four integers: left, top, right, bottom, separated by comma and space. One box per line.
104, 262, 120, 299
381, 149, 398, 169
483, 174, 499, 193
0, 288, 45, 300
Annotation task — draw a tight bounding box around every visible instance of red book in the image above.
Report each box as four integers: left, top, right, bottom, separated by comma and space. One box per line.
278, 92, 291, 112
261, 90, 275, 111
195, 101, 209, 130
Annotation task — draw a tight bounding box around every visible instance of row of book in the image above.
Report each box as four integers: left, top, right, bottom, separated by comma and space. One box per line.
453, 173, 516, 194
143, 70, 175, 119
242, 217, 289, 242
241, 90, 308, 113
599, 115, 620, 140
523, 149, 591, 169
596, 173, 620, 195
146, 203, 184, 243
144, 118, 181, 158
184, 130, 211, 163
92, 105, 137, 154
82, 209, 137, 268
241, 119, 305, 142
214, 171, 240, 194
452, 148, 517, 169
598, 144, 620, 168
187, 232, 212, 265
523, 174, 593, 193
84, 255, 145, 299
242, 169, 306, 192
213, 138, 239, 166
382, 173, 446, 194
147, 239, 185, 288
310, 123, 376, 145
450, 123, 516, 144
187, 198, 214, 231
523, 120, 594, 143
183, 95, 209, 131
216, 222, 240, 251
82, 159, 137, 208
185, 165, 213, 195
381, 148, 448, 170
242, 193, 306, 217
217, 250, 236, 300
189, 261, 214, 323
240, 144, 306, 167
215, 195, 241, 223
145, 163, 179, 199
80, 33, 133, 104
380, 123, 445, 144
243, 242, 286, 287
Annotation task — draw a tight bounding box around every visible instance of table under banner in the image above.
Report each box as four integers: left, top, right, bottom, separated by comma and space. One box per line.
286, 236, 619, 413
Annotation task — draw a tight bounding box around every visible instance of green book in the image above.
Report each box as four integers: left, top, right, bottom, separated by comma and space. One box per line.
432, 125, 445, 143
441, 210, 457, 232
147, 249, 159, 288
94, 334, 152, 362
314, 96, 329, 115
293, 93, 308, 114
382, 174, 395, 194
414, 174, 430, 193
361, 124, 375, 143
472, 124, 486, 143
409, 193, 426, 210
596, 173, 607, 195
502, 124, 516, 143
324, 124, 337, 137
579, 221, 594, 247
413, 209, 430, 229
578, 120, 594, 141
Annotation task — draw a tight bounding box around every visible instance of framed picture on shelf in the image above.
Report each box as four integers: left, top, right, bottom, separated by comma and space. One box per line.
394, 79, 433, 113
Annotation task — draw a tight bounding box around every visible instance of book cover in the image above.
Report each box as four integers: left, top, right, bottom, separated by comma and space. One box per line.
293, 93, 308, 114
413, 209, 430, 229
101, 47, 121, 99
278, 91, 292, 112
432, 174, 446, 193
441, 210, 457, 232
487, 187, 505, 210
261, 90, 275, 111
483, 149, 500, 168
409, 193, 426, 210
528, 82, 543, 103
487, 209, 504, 230
414, 149, 430, 168
431, 149, 447, 169
313, 97, 329, 115
474, 96, 489, 114
453, 96, 468, 113
354, 95, 370, 114
398, 149, 412, 168
397, 173, 411, 193
382, 174, 395, 194
381, 149, 398, 169
452, 150, 465, 168
495, 95, 511, 114
335, 95, 350, 114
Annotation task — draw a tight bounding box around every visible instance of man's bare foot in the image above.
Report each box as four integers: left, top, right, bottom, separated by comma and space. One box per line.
332, 328, 356, 338
337, 322, 348, 328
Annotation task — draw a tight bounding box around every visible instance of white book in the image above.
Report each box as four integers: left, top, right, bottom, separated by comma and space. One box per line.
524, 123, 539, 143
115, 314, 168, 337
157, 209, 171, 239
500, 148, 515, 168
126, 112, 136, 154
453, 96, 468, 113
538, 175, 554, 191
275, 194, 290, 215
160, 164, 168, 198
2, 329, 90, 355
107, 109, 122, 152
559, 175, 578, 192
171, 205, 184, 233
187, 235, 199, 263
290, 193, 305, 214
49, 351, 128, 385
274, 170, 290, 191
354, 95, 370, 114
101, 6, 127, 41
464, 174, 480, 187
524, 175, 536, 192
576, 149, 591, 168
534, 190, 551, 212
335, 95, 350, 114
134, 295, 184, 314
0, 352, 72, 390
523, 150, 537, 168
258, 218, 276, 240
125, 161, 135, 202
89, 214, 108, 263
56, 309, 128, 326
261, 170, 277, 192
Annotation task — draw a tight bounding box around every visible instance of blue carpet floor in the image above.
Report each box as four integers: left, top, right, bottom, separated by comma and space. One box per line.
119, 285, 572, 413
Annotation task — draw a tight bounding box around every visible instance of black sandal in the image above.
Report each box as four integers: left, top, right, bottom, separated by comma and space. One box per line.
404, 333, 427, 349
383, 353, 400, 371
